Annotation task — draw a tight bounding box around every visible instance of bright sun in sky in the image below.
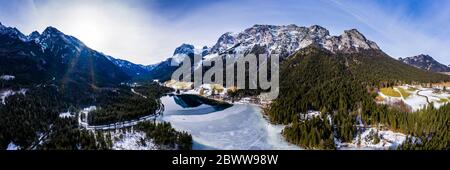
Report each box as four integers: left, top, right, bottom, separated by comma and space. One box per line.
20, 1, 167, 65
63, 6, 108, 49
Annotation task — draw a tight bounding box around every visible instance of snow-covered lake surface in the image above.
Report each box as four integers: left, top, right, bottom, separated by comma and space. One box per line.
159, 95, 301, 150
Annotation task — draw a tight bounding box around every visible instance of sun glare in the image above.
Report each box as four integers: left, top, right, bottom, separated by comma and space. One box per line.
33, 2, 157, 64
63, 6, 108, 49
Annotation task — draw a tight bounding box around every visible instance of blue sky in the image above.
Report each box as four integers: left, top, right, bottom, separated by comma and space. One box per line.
0, 0, 449, 65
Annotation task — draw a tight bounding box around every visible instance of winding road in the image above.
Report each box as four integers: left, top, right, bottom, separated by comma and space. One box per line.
416, 90, 431, 104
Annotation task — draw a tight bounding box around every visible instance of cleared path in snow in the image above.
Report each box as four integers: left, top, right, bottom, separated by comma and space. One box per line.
416, 90, 431, 104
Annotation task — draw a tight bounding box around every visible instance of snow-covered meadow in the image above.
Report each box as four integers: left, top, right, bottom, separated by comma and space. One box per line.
378, 85, 450, 112
109, 129, 157, 150
337, 128, 407, 150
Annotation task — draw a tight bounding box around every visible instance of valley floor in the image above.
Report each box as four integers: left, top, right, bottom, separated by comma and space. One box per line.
35, 82, 448, 150
378, 85, 450, 112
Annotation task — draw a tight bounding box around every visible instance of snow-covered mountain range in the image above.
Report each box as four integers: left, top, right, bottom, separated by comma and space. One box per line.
0, 22, 130, 86
209, 24, 380, 58
161, 24, 381, 66
5, 21, 447, 83
147, 24, 382, 81
399, 54, 450, 73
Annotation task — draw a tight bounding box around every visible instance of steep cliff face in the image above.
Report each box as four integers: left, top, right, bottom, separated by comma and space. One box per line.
209, 24, 380, 58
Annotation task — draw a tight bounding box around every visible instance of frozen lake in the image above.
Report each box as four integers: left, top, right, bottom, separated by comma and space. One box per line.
159, 95, 300, 150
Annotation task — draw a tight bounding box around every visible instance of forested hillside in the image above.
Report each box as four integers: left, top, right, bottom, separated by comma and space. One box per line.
267, 45, 450, 149
346, 50, 450, 86
88, 84, 172, 125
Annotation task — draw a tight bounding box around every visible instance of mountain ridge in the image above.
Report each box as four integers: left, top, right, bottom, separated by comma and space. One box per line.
0, 23, 130, 88
399, 54, 450, 73
148, 24, 450, 83
209, 24, 380, 58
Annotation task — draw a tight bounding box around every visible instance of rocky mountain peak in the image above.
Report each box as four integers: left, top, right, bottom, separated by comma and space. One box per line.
308, 25, 330, 37
27, 31, 41, 42
399, 54, 450, 72
42, 26, 62, 35
323, 28, 380, 53
173, 44, 195, 56
0, 23, 28, 41
39, 26, 87, 52
209, 24, 380, 58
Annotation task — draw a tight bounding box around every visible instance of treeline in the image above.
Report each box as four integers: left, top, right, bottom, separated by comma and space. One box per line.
0, 82, 179, 150
39, 118, 112, 150
283, 116, 335, 149
87, 89, 161, 125
267, 47, 366, 147
133, 82, 173, 98
136, 122, 192, 150
0, 86, 110, 150
88, 83, 172, 125
365, 103, 449, 150
175, 94, 232, 109
346, 49, 450, 85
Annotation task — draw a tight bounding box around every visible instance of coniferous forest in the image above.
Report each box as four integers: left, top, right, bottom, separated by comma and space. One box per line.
87, 83, 172, 125
0, 83, 192, 150
267, 46, 450, 150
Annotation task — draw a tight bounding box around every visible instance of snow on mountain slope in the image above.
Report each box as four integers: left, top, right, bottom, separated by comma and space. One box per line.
1, 22, 132, 85
171, 43, 209, 64
0, 22, 29, 42
399, 54, 450, 72
163, 24, 380, 67
209, 24, 380, 58
105, 56, 150, 76
150, 24, 381, 81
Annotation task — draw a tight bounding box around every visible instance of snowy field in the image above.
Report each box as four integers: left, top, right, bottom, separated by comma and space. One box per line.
160, 96, 301, 150
7, 142, 19, 150
418, 89, 450, 108
337, 128, 407, 150
379, 85, 450, 112
110, 129, 157, 150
